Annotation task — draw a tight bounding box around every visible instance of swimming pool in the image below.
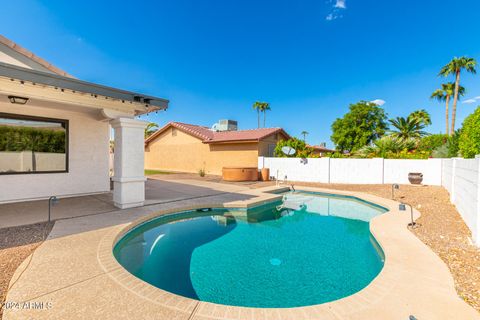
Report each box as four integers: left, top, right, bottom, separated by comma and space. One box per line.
113, 191, 387, 308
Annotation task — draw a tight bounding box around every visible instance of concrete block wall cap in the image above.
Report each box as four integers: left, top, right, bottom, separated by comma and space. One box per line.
112, 176, 147, 183
110, 117, 149, 128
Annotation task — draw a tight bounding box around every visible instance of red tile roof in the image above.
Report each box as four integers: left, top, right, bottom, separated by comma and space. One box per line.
145, 121, 290, 145
309, 145, 335, 153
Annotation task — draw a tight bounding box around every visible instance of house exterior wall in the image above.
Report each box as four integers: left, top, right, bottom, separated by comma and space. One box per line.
258, 132, 288, 157
0, 101, 110, 203
145, 127, 261, 175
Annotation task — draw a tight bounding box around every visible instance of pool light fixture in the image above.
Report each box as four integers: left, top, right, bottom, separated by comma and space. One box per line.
399, 202, 416, 227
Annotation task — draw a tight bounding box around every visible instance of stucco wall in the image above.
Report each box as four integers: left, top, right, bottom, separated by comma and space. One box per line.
145, 128, 260, 175
0, 102, 110, 203
258, 133, 288, 157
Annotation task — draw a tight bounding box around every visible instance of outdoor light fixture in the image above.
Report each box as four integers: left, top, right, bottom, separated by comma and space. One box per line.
399, 202, 416, 227
48, 196, 59, 222
8, 95, 29, 105
391, 183, 399, 199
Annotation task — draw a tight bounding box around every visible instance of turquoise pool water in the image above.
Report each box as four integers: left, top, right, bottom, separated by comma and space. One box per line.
114, 192, 387, 308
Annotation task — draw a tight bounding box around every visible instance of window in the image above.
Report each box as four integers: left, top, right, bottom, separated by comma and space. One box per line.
0, 113, 68, 174
267, 144, 276, 157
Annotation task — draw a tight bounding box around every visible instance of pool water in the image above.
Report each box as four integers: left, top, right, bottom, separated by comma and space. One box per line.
114, 192, 387, 308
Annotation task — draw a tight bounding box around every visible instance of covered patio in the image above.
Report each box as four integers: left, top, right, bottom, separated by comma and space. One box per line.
0, 56, 168, 210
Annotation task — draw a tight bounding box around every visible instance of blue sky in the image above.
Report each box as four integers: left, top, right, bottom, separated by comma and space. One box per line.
2, 0, 480, 147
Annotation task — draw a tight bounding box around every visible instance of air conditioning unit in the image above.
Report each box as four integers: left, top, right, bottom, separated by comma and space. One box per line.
212, 120, 238, 131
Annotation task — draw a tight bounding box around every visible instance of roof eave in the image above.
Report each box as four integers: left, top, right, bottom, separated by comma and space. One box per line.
0, 62, 169, 113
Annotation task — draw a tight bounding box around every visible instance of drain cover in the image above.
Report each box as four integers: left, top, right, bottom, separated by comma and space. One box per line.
269, 258, 282, 266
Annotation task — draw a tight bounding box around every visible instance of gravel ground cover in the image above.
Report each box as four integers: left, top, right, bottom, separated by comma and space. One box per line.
285, 183, 480, 312
0, 222, 53, 319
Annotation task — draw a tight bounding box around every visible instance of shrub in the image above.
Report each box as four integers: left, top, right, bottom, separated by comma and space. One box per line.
447, 130, 461, 157
458, 107, 480, 158
274, 138, 317, 158
355, 136, 416, 158
198, 169, 206, 177
417, 134, 448, 153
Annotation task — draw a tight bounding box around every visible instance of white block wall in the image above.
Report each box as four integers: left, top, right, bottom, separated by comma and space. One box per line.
259, 157, 443, 185
330, 158, 384, 184
259, 156, 480, 245
441, 157, 480, 245
384, 159, 443, 185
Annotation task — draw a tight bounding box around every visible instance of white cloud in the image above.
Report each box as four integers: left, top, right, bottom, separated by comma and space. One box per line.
474, 96, 480, 100
334, 0, 346, 9
326, 0, 347, 21
462, 99, 477, 104
370, 99, 386, 106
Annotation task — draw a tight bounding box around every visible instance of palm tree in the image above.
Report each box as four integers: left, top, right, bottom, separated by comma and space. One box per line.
408, 109, 431, 126
301, 131, 309, 142
262, 103, 271, 127
431, 83, 465, 135
252, 101, 263, 128
144, 122, 159, 138
253, 101, 270, 128
389, 116, 427, 140
439, 56, 477, 134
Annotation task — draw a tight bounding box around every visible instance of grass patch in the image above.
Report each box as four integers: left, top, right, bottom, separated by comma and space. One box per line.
145, 169, 175, 175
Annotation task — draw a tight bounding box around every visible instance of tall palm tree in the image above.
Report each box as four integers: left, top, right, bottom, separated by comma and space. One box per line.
262, 103, 271, 127
144, 122, 159, 138
439, 56, 477, 134
431, 83, 465, 135
253, 101, 270, 128
252, 101, 263, 128
389, 117, 427, 140
301, 131, 309, 142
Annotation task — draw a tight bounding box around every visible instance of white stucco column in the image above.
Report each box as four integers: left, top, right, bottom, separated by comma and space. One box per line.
110, 117, 148, 209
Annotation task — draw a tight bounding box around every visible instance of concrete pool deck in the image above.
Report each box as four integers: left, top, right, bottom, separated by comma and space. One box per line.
3, 185, 479, 319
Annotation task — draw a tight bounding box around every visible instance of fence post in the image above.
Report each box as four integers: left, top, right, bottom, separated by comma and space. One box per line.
327, 157, 331, 183
450, 158, 458, 203
475, 155, 480, 245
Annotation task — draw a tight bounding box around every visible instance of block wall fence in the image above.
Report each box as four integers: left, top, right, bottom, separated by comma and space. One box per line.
258, 156, 480, 245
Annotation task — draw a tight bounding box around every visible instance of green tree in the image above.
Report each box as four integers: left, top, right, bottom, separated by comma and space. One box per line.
144, 122, 159, 138
331, 101, 388, 153
458, 106, 480, 158
389, 116, 427, 140
252, 101, 270, 128
431, 83, 465, 135
274, 138, 317, 158
301, 131, 309, 142
439, 56, 477, 134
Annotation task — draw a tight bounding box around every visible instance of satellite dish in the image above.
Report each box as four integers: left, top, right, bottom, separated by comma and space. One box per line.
281, 146, 296, 156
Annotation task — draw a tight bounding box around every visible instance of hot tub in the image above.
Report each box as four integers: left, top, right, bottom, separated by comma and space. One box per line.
222, 167, 258, 181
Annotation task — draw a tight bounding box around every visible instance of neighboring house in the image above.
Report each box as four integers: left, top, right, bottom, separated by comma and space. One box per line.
309, 144, 335, 157
145, 120, 290, 175
0, 35, 169, 208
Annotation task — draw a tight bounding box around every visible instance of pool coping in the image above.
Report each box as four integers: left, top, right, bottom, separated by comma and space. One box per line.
95, 186, 480, 320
